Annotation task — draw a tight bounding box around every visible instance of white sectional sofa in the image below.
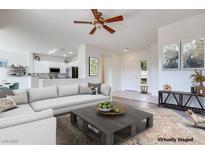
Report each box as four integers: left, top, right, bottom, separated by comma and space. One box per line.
0, 88, 56, 145
0, 107, 56, 145
0, 83, 111, 145
29, 84, 111, 115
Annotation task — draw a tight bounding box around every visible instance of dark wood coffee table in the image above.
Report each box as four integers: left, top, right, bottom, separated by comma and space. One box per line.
70, 104, 153, 145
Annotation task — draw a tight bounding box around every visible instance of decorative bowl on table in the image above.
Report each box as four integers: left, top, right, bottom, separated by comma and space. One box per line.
97, 101, 113, 112
96, 101, 125, 116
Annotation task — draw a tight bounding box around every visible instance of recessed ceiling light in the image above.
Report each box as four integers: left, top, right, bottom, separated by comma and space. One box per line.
49, 50, 55, 53
63, 54, 67, 57
124, 48, 128, 52
53, 49, 57, 51
69, 51, 73, 54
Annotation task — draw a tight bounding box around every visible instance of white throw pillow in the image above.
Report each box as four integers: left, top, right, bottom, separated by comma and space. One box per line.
58, 85, 79, 97
0, 97, 18, 113
7, 91, 28, 105
79, 84, 92, 94
101, 84, 111, 96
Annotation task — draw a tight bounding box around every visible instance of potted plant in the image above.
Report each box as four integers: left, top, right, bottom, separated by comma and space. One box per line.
190, 70, 205, 95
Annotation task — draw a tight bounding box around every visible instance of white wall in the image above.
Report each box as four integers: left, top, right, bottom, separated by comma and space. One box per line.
104, 56, 112, 87
149, 43, 159, 96
103, 54, 122, 91
68, 56, 78, 66
78, 44, 86, 79
111, 54, 122, 91
158, 13, 205, 92
121, 48, 151, 92
0, 50, 30, 67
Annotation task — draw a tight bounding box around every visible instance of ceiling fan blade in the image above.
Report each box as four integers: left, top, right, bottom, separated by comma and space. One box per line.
103, 25, 115, 33
104, 16, 123, 23
91, 9, 99, 19
89, 27, 97, 35
74, 21, 92, 24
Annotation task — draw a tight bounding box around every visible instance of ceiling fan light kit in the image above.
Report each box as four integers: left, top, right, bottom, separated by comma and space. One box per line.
74, 9, 123, 35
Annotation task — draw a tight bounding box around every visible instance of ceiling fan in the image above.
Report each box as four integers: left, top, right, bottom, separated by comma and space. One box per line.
74, 9, 123, 35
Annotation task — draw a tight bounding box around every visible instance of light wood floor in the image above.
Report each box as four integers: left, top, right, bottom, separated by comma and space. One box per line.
112, 90, 158, 104
112, 91, 191, 121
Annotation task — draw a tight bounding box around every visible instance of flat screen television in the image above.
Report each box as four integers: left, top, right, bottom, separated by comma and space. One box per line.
50, 68, 60, 73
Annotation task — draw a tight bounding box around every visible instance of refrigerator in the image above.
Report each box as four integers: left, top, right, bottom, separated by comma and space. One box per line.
66, 67, 78, 78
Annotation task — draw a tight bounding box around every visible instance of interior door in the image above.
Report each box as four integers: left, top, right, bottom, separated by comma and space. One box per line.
122, 61, 138, 91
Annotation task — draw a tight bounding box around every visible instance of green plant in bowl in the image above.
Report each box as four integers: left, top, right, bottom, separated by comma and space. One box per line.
97, 101, 113, 112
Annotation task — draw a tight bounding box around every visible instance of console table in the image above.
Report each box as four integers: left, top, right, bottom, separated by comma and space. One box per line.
158, 90, 205, 113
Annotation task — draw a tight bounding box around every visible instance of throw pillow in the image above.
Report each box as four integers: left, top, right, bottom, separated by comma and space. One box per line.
101, 84, 111, 96
0, 87, 14, 98
7, 91, 28, 105
0, 97, 18, 113
88, 83, 101, 94
79, 84, 92, 94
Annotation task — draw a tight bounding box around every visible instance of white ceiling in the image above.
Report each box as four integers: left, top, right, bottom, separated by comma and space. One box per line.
0, 9, 204, 56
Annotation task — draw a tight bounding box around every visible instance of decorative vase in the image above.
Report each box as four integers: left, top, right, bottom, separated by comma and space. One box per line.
197, 82, 205, 95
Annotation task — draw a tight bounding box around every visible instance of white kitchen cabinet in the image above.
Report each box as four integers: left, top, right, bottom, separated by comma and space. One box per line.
33, 60, 69, 73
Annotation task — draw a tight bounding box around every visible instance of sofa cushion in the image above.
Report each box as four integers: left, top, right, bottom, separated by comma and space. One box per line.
0, 104, 34, 118
0, 97, 18, 113
79, 84, 92, 94
28, 86, 58, 102
101, 84, 111, 96
30, 94, 109, 112
58, 85, 79, 97
7, 91, 28, 105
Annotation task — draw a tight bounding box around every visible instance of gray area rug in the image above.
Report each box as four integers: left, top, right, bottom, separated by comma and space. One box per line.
56, 106, 205, 145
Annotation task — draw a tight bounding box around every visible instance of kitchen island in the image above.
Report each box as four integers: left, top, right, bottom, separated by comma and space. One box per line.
31, 77, 100, 88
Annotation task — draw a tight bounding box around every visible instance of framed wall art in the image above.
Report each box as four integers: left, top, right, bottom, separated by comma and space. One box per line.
89, 57, 98, 76
162, 43, 180, 70
181, 38, 205, 70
